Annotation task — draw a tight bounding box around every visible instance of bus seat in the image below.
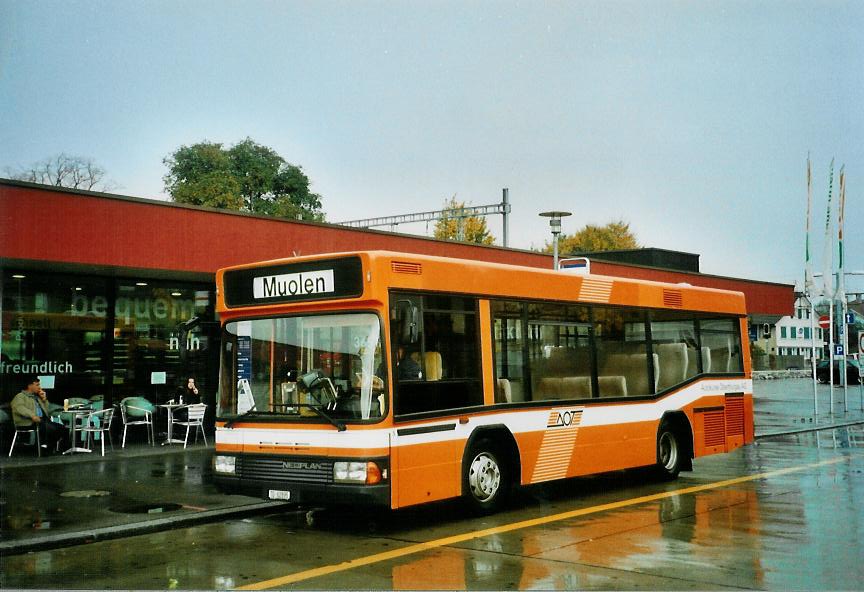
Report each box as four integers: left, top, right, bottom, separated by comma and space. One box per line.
701, 347, 711, 373
601, 353, 628, 376
546, 348, 574, 376
711, 346, 731, 373
496, 378, 512, 403
625, 353, 655, 396
598, 376, 627, 397
424, 351, 443, 381
536, 378, 564, 399
509, 381, 525, 402
651, 353, 659, 391
686, 346, 698, 377
603, 353, 652, 396
657, 343, 688, 391
561, 376, 592, 398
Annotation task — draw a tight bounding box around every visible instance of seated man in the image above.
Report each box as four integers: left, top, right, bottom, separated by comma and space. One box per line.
11, 375, 69, 455
396, 346, 422, 380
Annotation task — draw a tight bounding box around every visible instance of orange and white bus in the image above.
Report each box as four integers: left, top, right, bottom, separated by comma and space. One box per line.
212, 251, 753, 512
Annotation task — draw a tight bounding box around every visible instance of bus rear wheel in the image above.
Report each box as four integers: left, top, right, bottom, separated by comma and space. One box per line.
656, 423, 682, 480
463, 439, 510, 514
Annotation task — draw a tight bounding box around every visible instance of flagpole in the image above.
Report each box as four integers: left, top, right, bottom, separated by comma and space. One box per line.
829, 298, 835, 413
823, 160, 835, 414
838, 167, 848, 412
810, 297, 817, 415
805, 155, 818, 415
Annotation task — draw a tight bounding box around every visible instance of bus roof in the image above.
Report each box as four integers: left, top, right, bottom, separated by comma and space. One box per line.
216, 250, 747, 316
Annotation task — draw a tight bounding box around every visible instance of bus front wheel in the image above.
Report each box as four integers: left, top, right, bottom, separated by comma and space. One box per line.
463, 439, 510, 514
656, 423, 682, 480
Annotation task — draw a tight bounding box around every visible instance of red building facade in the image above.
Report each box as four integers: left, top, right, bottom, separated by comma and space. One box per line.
0, 180, 792, 417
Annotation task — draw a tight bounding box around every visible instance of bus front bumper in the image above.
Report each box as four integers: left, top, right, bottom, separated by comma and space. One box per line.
212, 453, 391, 508
213, 475, 390, 507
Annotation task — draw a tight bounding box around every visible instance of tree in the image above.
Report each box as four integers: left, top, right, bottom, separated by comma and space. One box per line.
163, 138, 325, 221
6, 153, 117, 191
433, 196, 496, 245
546, 220, 639, 254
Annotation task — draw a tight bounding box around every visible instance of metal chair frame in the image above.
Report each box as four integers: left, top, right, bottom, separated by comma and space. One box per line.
9, 424, 41, 457
171, 403, 207, 449
80, 407, 116, 456
120, 400, 155, 447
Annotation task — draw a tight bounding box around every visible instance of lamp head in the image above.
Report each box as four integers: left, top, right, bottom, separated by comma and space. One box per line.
539, 211, 572, 236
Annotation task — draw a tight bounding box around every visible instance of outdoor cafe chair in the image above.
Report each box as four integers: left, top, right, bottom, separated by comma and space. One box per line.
171, 403, 207, 449
80, 407, 116, 456
8, 425, 41, 457
120, 398, 155, 448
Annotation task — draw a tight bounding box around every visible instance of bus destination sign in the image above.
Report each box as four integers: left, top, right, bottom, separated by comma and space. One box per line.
224, 256, 363, 307
253, 269, 334, 299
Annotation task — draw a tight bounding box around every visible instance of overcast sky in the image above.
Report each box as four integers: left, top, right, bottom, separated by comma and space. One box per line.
1, 1, 862, 288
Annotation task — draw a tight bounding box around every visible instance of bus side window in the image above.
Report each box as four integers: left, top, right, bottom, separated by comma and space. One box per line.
595, 308, 652, 398
701, 318, 743, 373
392, 293, 482, 415
492, 301, 526, 403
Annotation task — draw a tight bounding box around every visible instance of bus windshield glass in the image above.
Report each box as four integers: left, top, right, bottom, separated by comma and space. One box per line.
218, 313, 387, 422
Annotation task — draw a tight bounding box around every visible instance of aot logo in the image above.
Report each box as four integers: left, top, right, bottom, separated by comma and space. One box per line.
547, 409, 583, 428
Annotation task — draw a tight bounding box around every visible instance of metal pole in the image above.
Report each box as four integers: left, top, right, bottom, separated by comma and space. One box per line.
502, 188, 510, 248
553, 235, 559, 270
810, 298, 818, 415
858, 356, 863, 411
842, 297, 849, 412
829, 298, 835, 414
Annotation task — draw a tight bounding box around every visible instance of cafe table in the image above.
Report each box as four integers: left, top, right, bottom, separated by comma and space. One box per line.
158, 402, 186, 445
61, 407, 93, 455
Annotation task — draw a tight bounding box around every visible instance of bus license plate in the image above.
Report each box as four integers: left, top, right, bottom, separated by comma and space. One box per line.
268, 489, 291, 501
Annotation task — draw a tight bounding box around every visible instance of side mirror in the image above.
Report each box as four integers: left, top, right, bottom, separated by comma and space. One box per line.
300, 369, 324, 390
396, 300, 419, 344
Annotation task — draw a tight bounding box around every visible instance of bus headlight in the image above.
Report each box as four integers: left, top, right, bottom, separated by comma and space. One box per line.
213, 455, 236, 475
333, 461, 382, 485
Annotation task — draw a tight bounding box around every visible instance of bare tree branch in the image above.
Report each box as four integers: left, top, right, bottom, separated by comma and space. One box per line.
6, 153, 117, 191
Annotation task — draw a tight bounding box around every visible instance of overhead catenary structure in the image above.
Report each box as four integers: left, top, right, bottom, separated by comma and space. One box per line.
338, 188, 512, 247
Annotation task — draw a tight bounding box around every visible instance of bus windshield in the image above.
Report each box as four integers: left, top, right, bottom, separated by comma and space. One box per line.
218, 313, 387, 422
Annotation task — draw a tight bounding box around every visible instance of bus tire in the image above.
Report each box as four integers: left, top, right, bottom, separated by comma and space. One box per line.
656, 421, 682, 480
463, 439, 510, 514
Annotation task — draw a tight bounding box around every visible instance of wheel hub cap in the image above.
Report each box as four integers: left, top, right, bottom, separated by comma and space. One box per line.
469, 453, 501, 502
660, 432, 677, 470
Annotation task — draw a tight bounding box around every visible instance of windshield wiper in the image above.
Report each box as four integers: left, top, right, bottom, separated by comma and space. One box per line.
302, 402, 346, 432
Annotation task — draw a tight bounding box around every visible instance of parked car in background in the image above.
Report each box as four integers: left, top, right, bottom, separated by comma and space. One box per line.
815, 359, 862, 385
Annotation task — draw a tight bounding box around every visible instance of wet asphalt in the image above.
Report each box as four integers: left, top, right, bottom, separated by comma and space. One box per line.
1, 377, 863, 590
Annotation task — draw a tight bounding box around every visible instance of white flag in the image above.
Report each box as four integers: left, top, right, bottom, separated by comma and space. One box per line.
804, 156, 815, 296
837, 166, 846, 301
821, 159, 835, 298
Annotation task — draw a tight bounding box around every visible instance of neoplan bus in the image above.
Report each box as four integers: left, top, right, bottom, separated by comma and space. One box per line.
212, 251, 754, 513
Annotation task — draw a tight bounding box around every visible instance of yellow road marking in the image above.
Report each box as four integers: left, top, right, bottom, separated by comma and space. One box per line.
236, 457, 845, 590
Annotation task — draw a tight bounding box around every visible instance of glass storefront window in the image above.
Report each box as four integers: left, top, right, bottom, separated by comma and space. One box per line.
1, 272, 108, 404
112, 282, 214, 402
1, 270, 216, 412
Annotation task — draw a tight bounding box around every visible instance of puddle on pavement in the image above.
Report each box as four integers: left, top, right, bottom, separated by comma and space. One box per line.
109, 502, 183, 514
60, 490, 112, 498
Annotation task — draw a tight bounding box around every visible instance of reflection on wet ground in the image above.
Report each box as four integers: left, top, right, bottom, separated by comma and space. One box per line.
0, 449, 236, 540
3, 428, 863, 591
3, 378, 864, 590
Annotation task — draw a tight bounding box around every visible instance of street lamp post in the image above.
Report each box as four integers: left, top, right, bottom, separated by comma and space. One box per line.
539, 211, 572, 270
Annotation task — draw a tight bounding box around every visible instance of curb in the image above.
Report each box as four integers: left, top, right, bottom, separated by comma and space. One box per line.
755, 419, 864, 440
0, 500, 290, 556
